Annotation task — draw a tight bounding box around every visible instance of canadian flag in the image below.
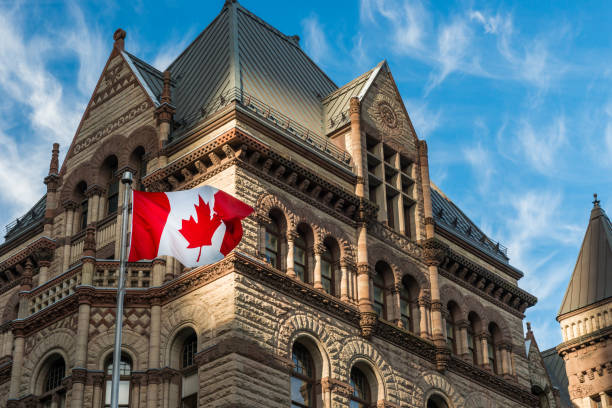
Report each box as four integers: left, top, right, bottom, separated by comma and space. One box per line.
128, 186, 253, 267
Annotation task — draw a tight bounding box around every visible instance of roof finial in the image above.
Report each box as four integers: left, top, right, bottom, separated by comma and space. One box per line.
593, 193, 600, 207
49, 143, 59, 175
161, 70, 172, 104
526, 322, 532, 332
114, 28, 126, 51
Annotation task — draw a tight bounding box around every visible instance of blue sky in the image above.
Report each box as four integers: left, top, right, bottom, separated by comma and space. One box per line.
0, 0, 610, 350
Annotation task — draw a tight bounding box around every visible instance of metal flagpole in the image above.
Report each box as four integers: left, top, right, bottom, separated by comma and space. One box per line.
110, 171, 133, 408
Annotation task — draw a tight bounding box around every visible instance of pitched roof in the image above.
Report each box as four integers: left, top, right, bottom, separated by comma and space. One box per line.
124, 51, 165, 103
162, 1, 337, 137
430, 184, 512, 264
558, 197, 612, 316
3, 195, 46, 241
322, 61, 384, 134
541, 348, 571, 407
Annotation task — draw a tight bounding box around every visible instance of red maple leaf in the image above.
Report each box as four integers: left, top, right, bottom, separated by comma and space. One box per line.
178, 195, 222, 262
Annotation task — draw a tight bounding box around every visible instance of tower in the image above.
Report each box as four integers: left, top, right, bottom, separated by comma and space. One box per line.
557, 195, 612, 407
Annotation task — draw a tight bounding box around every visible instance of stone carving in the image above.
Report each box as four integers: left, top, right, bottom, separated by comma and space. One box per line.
74, 101, 151, 154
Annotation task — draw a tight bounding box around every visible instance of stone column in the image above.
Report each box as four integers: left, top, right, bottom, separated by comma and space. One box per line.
8, 327, 24, 398
479, 333, 489, 369
456, 320, 468, 357
392, 284, 402, 327
286, 231, 296, 277
37, 260, 51, 286
148, 297, 162, 405
340, 259, 349, 301
62, 201, 77, 272
313, 244, 323, 290
91, 373, 104, 408
81, 227, 96, 285
418, 296, 430, 339
51, 393, 60, 408
130, 377, 141, 408
600, 392, 610, 408
71, 289, 92, 408
152, 258, 166, 287
155, 70, 175, 168
2, 329, 13, 357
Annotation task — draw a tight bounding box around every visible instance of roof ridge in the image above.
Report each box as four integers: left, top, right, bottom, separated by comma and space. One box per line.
124, 51, 163, 78
235, 3, 338, 89
322, 63, 380, 102
167, 6, 228, 71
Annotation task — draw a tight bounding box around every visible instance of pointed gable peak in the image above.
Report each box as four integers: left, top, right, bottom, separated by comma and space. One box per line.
558, 195, 612, 317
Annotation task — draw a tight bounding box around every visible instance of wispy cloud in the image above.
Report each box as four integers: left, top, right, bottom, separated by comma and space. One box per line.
403, 99, 442, 139
152, 29, 196, 72
301, 14, 331, 67
463, 142, 495, 193
0, 2, 102, 233
515, 116, 567, 173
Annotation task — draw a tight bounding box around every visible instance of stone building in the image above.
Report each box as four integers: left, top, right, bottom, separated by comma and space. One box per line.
0, 1, 556, 407
554, 196, 612, 407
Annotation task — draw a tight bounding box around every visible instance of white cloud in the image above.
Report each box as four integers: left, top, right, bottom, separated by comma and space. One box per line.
463, 142, 495, 193
403, 99, 442, 139
0, 2, 101, 236
301, 14, 331, 66
152, 30, 195, 72
515, 116, 567, 173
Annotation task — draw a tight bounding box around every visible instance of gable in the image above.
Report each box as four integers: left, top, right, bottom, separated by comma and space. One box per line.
360, 66, 418, 160
62, 51, 157, 172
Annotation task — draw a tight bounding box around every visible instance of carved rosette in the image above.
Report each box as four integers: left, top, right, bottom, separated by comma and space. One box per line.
422, 238, 448, 267
360, 311, 378, 339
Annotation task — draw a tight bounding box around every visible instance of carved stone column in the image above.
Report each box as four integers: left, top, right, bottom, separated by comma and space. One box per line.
37, 260, 51, 286
70, 367, 87, 408
418, 295, 430, 339
358, 264, 377, 338
62, 201, 77, 272
8, 325, 25, 398
148, 297, 162, 405
340, 258, 349, 301
81, 226, 96, 285
286, 230, 297, 277
478, 332, 490, 370
391, 284, 402, 327
91, 372, 105, 408
313, 244, 324, 290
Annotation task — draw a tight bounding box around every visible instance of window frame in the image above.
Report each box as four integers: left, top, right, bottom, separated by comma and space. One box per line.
349, 366, 372, 408
291, 343, 316, 408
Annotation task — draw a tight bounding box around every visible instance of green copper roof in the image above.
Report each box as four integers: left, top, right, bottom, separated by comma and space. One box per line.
558, 197, 612, 316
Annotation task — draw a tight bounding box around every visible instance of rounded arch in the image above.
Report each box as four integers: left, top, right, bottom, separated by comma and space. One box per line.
255, 193, 296, 230
338, 336, 399, 404
426, 392, 452, 408
87, 328, 148, 371
483, 309, 512, 345
314, 225, 356, 263
462, 296, 488, 329
276, 312, 338, 378
291, 332, 330, 380
119, 125, 158, 167
58, 162, 95, 204
440, 285, 467, 321
31, 350, 69, 395
159, 298, 214, 364
419, 371, 464, 408
100, 348, 136, 374
22, 329, 75, 395
87, 134, 126, 184
165, 323, 198, 368
464, 391, 497, 408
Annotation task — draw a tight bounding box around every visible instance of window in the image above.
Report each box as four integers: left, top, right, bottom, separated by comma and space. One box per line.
487, 341, 496, 373
400, 287, 411, 330
44, 358, 65, 392
181, 333, 197, 369
446, 319, 455, 353
373, 273, 385, 319
349, 366, 371, 408
104, 353, 132, 408
427, 394, 449, 408
107, 178, 119, 215
488, 322, 502, 374
291, 343, 315, 408
264, 222, 280, 268
467, 325, 476, 364
321, 246, 334, 295
294, 235, 307, 282
80, 199, 88, 230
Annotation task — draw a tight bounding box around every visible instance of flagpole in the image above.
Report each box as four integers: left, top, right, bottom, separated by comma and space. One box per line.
110, 171, 133, 408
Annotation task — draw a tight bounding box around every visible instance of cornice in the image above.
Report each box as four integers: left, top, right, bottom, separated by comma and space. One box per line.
556, 326, 612, 355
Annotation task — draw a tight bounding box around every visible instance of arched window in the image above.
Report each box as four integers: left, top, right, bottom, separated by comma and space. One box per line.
349, 366, 372, 408
467, 312, 481, 365
104, 353, 132, 408
427, 394, 449, 408
264, 210, 284, 269
400, 274, 419, 331
532, 385, 550, 408
44, 356, 65, 392
291, 343, 315, 408
321, 238, 340, 296
75, 181, 88, 231
294, 224, 313, 283
446, 301, 460, 354
373, 262, 393, 320
129, 146, 147, 190
170, 327, 198, 407
38, 354, 66, 407
101, 155, 119, 215
488, 322, 502, 374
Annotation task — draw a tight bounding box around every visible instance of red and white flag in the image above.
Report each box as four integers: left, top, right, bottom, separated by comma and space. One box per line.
128, 186, 253, 267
